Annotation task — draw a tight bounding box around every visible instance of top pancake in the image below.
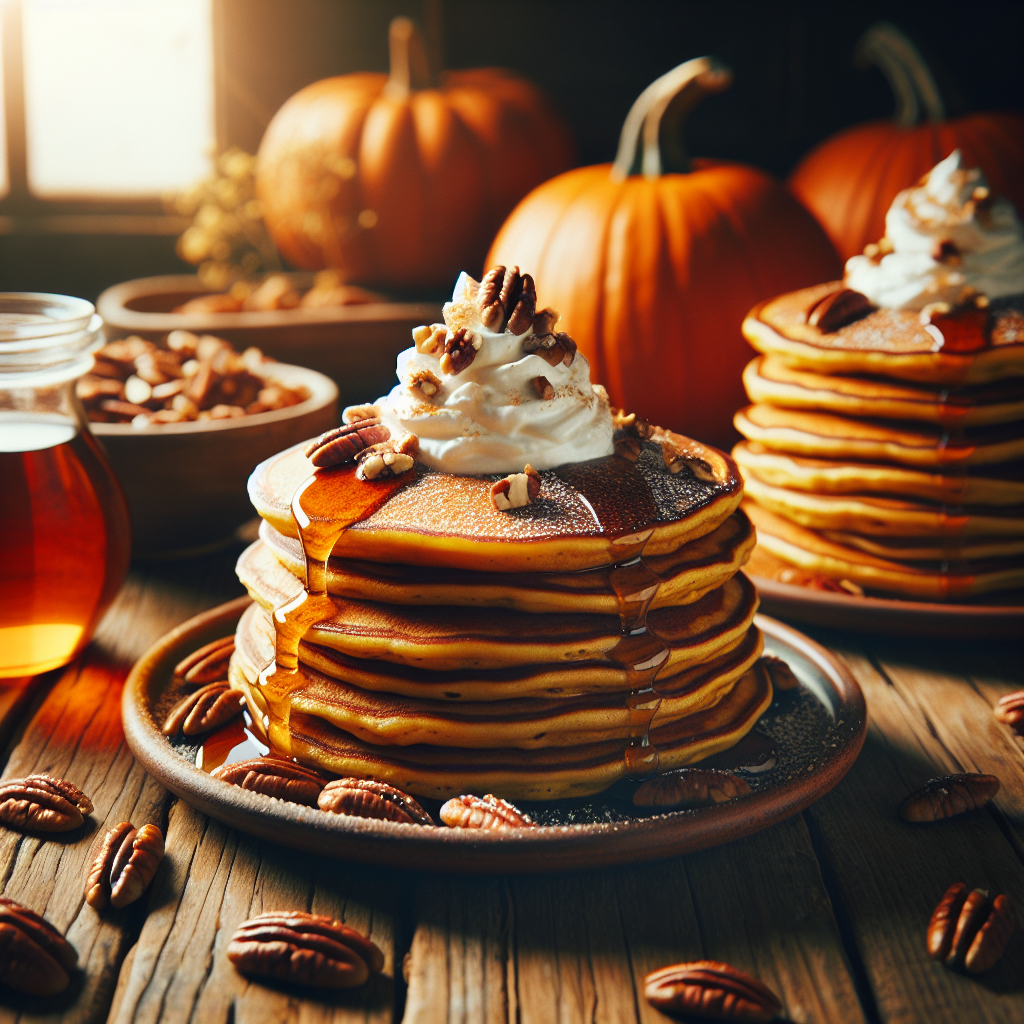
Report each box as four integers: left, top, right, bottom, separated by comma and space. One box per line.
248, 431, 743, 573
744, 283, 1024, 385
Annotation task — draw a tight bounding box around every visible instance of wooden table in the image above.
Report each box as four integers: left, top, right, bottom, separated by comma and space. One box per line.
1, 544, 1021, 1024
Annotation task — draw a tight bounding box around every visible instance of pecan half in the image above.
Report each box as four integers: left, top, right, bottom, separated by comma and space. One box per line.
479, 266, 536, 335
899, 774, 1000, 823
227, 910, 384, 989
760, 655, 799, 691
645, 960, 782, 1023
439, 327, 482, 376
662, 443, 715, 481
0, 774, 93, 832
632, 768, 751, 809
213, 757, 327, 807
490, 465, 542, 512
994, 691, 1024, 734
342, 403, 380, 424
806, 288, 875, 333
439, 793, 534, 829
173, 635, 235, 686
304, 420, 392, 468
0, 897, 78, 996
318, 778, 434, 825
85, 821, 164, 910
523, 329, 576, 367
161, 681, 243, 737
411, 323, 447, 356
928, 883, 1017, 973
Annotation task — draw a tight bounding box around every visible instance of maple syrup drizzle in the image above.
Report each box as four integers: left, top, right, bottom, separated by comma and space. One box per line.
195, 709, 269, 773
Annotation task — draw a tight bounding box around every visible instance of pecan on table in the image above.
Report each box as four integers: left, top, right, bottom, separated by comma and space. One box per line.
0, 897, 78, 996
173, 635, 235, 686
479, 266, 536, 335
304, 419, 392, 469
994, 691, 1024, 734
0, 774, 93, 833
85, 821, 165, 910
927, 882, 1017, 973
644, 960, 782, 1023
213, 757, 327, 807
161, 681, 243, 737
759, 655, 800, 691
318, 778, 434, 825
227, 911, 384, 989
632, 768, 751, 810
439, 793, 534, 830
898, 774, 1000, 823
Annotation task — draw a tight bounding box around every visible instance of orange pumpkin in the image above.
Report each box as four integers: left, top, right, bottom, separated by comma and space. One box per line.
790, 22, 1024, 262
255, 17, 574, 292
486, 58, 842, 448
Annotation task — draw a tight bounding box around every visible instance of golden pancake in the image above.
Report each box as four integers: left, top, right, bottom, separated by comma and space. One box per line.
744, 501, 1024, 599
821, 532, 1024, 562
744, 284, 1024, 385
743, 355, 1024, 427
248, 432, 743, 573
257, 511, 755, 615
742, 475, 1024, 538
735, 404, 1024, 468
733, 441, 1024, 507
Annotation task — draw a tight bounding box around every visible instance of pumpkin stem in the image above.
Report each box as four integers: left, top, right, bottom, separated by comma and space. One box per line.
385, 16, 435, 99
855, 22, 946, 127
611, 57, 732, 181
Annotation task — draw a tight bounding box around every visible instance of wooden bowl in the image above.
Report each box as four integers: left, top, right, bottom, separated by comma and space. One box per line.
95, 274, 442, 409
92, 362, 337, 557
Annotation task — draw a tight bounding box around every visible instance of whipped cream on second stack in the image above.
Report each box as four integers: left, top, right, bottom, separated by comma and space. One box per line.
844, 150, 1024, 310
377, 272, 614, 475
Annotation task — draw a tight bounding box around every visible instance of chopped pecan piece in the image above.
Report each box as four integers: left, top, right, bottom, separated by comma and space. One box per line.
662, 443, 715, 481
342, 402, 380, 424
532, 375, 554, 400
318, 778, 434, 825
532, 307, 559, 336
161, 681, 242, 737
490, 464, 542, 511
439, 327, 482, 375
304, 419, 392, 468
931, 238, 962, 264
174, 635, 235, 686
899, 774, 1000, 823
439, 793, 534, 829
614, 437, 643, 462
0, 774, 93, 832
77, 375, 125, 405
928, 883, 1017, 973
355, 434, 419, 481
524, 329, 577, 367
100, 398, 151, 420
806, 288, 875, 333
0, 897, 78, 996
760, 655, 800, 691
411, 323, 447, 356
645, 960, 782, 1023
228, 911, 385, 989
632, 768, 751, 809
995, 691, 1024, 733
212, 757, 327, 806
97, 336, 155, 368
407, 368, 443, 399
85, 821, 164, 910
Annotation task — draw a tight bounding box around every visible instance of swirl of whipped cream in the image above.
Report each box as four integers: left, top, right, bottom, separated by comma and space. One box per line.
844, 150, 1024, 310
376, 273, 614, 475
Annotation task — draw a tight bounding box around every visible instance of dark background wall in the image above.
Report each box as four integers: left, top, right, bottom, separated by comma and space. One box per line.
3, 0, 1022, 300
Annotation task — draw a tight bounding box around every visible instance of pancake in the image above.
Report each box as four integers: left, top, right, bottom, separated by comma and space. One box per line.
743, 355, 1024, 427
735, 404, 1024, 468
733, 441, 1024, 507
741, 475, 1024, 539
248, 432, 744, 573
744, 284, 1024, 385
744, 501, 1024, 599
821, 532, 1024, 562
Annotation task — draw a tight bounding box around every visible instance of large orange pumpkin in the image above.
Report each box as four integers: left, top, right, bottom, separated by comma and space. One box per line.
486, 58, 842, 448
790, 22, 1024, 262
255, 17, 574, 293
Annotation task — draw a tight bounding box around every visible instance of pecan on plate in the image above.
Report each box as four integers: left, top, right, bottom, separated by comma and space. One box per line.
760, 655, 800, 692
304, 419, 391, 469
478, 266, 536, 335
213, 757, 327, 807
899, 774, 1000, 823
490, 465, 542, 512
227, 910, 384, 989
85, 821, 164, 910
994, 691, 1024, 734
355, 433, 419, 482
439, 793, 534, 830
644, 960, 782, 1024
439, 327, 482, 376
632, 769, 751, 810
0, 897, 78, 996
161, 681, 243, 737
318, 778, 434, 825
173, 635, 235, 686
0, 774, 93, 833
806, 288, 875, 333
927, 883, 1017, 973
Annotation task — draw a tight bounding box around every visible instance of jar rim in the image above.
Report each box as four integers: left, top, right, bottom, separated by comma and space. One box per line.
0, 293, 96, 341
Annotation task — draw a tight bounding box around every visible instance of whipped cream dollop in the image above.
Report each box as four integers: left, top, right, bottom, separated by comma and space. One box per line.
844, 150, 1024, 310
376, 273, 614, 475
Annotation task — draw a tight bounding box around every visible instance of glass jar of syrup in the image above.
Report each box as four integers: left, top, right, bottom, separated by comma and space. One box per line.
0, 294, 131, 677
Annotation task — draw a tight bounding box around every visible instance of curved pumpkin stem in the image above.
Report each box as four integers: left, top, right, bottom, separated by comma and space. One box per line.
855, 22, 945, 127
611, 57, 732, 182
384, 16, 435, 99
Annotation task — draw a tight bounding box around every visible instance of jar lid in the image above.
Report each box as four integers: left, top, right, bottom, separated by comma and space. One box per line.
0, 293, 96, 342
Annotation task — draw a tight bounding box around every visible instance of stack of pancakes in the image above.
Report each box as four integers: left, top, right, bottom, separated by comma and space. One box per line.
229, 431, 772, 801
734, 282, 1024, 600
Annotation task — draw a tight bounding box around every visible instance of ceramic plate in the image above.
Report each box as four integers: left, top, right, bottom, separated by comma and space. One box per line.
123, 597, 866, 873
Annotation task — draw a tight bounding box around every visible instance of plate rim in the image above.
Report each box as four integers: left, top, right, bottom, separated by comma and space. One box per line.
122, 597, 867, 873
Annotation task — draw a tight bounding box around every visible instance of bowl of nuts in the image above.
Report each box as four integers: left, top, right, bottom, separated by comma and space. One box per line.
82, 331, 337, 556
